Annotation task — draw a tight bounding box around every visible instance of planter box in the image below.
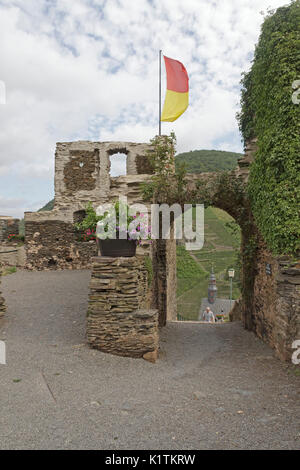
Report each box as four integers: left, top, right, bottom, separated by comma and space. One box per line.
97, 238, 137, 257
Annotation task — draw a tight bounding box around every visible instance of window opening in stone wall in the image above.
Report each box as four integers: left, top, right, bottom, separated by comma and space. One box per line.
109, 153, 127, 177
73, 210, 87, 224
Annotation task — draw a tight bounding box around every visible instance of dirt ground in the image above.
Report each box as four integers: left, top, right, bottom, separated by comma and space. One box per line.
0, 270, 299, 450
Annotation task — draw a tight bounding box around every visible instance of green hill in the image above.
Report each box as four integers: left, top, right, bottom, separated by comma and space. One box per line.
38, 199, 54, 211
175, 149, 242, 173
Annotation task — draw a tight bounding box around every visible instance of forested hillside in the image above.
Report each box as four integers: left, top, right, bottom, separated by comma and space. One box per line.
175, 149, 242, 173
39, 199, 54, 211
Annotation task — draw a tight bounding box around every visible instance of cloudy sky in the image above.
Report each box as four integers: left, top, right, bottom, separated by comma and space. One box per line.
0, 0, 288, 218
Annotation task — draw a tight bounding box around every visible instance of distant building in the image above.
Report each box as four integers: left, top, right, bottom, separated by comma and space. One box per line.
199, 267, 235, 320
208, 268, 217, 304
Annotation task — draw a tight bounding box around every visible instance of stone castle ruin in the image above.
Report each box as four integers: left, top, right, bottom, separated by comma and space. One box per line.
1, 3, 299, 364
23, 140, 161, 361
21, 139, 300, 362
18, 0, 300, 363
24, 141, 153, 270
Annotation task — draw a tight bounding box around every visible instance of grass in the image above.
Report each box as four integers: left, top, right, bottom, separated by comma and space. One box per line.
176, 246, 207, 285
2, 266, 17, 276
176, 206, 241, 320
176, 245, 208, 320
288, 366, 300, 377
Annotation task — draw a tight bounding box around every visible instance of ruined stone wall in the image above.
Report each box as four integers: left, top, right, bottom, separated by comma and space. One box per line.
152, 238, 177, 326
54, 141, 152, 208
24, 141, 153, 270
87, 256, 158, 359
238, 140, 299, 361
0, 217, 19, 242
25, 219, 97, 270
252, 242, 300, 361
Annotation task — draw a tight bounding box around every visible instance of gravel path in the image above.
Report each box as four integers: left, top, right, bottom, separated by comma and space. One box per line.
0, 270, 299, 450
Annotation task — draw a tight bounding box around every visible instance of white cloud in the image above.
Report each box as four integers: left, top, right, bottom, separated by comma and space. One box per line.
0, 0, 290, 216
0, 195, 44, 218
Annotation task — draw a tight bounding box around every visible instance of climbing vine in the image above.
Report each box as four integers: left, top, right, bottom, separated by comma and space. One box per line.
237, 1, 300, 255
141, 133, 190, 205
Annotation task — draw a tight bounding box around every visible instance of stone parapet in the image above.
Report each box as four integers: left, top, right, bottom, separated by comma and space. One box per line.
87, 256, 158, 359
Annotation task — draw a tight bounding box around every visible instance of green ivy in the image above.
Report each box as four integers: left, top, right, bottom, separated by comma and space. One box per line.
141, 133, 190, 205
237, 1, 300, 255
74, 202, 101, 233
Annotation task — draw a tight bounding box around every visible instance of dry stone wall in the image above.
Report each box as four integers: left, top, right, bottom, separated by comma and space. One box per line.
87, 256, 158, 359
25, 219, 97, 270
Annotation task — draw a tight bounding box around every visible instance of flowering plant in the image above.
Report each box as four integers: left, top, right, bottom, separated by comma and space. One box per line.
127, 211, 152, 244
7, 233, 17, 241
7, 234, 25, 243
82, 228, 96, 241
74, 202, 101, 234
75, 200, 152, 244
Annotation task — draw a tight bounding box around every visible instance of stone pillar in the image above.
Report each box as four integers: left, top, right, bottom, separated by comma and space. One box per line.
86, 256, 159, 360
152, 238, 177, 327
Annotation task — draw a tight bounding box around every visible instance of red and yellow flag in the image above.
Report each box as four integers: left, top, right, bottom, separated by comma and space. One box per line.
161, 56, 189, 122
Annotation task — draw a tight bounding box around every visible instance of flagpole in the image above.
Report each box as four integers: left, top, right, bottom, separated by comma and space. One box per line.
159, 49, 162, 136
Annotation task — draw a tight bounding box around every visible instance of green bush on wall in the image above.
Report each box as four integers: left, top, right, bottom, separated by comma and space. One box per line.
238, 1, 300, 255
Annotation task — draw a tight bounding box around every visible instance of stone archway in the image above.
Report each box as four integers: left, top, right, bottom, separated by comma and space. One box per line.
175, 204, 242, 324
151, 143, 299, 361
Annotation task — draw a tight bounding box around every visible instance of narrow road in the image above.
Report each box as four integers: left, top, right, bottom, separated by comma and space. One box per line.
0, 270, 299, 450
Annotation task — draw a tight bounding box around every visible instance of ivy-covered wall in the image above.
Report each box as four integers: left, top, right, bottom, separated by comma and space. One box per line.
144, 129, 299, 360
238, 1, 300, 255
